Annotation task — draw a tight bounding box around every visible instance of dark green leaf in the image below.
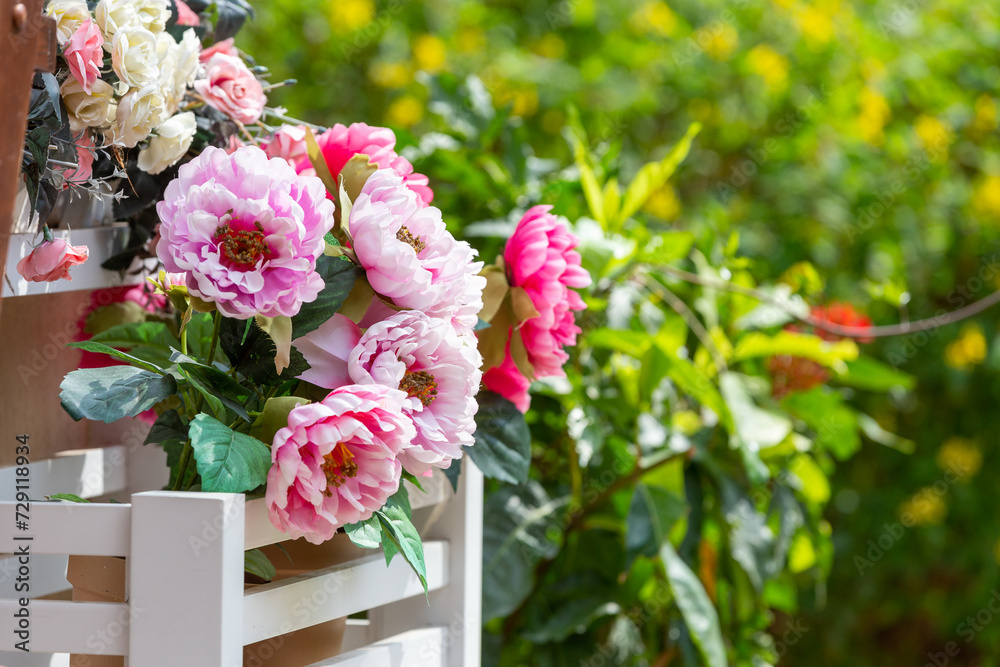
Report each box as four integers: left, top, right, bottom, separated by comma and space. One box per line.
290, 255, 364, 338
374, 489, 427, 592
781, 387, 860, 460
245, 548, 276, 582
48, 493, 90, 503
442, 456, 462, 492
661, 543, 727, 667
221, 316, 308, 386
625, 483, 686, 567
60, 367, 178, 423
144, 409, 188, 446
178, 362, 252, 422
189, 414, 271, 493
68, 341, 164, 374
467, 391, 531, 484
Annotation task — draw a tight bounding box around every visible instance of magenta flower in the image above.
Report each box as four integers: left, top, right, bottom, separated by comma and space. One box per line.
504, 205, 591, 377
266, 385, 414, 545
483, 341, 531, 413
155, 146, 335, 319
298, 122, 433, 205
349, 169, 485, 331
63, 19, 103, 95
295, 311, 482, 475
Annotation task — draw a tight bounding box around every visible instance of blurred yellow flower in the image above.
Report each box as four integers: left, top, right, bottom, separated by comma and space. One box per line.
644, 185, 681, 220
944, 323, 987, 370
857, 88, 890, 146
795, 6, 836, 43
386, 95, 424, 128
747, 44, 789, 91
629, 1, 678, 38
671, 410, 701, 435
493, 83, 539, 118
413, 34, 447, 73
457, 26, 486, 54
368, 61, 411, 89
328, 0, 374, 33
936, 437, 982, 482
972, 175, 1000, 221
703, 24, 738, 61
533, 33, 566, 59
914, 114, 952, 161
900, 489, 946, 526
971, 95, 997, 137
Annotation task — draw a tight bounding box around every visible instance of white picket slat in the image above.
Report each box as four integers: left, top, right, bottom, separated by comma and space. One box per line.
0, 599, 129, 654
0, 502, 130, 556
0, 652, 67, 666
243, 540, 448, 645
0, 447, 128, 502
306, 627, 447, 667
0, 554, 68, 599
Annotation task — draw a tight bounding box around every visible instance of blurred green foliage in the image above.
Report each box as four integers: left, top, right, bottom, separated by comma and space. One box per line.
243, 0, 1000, 663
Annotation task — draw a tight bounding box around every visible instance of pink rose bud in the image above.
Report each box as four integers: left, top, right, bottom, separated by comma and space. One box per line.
174, 0, 200, 26
63, 19, 104, 95
194, 53, 266, 125
16, 237, 89, 283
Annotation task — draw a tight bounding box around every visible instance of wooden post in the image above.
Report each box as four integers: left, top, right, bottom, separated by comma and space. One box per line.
129, 492, 246, 667
0, 0, 56, 323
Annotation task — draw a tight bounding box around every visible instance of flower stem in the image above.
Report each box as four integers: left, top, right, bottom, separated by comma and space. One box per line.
172, 439, 193, 491
207, 310, 222, 366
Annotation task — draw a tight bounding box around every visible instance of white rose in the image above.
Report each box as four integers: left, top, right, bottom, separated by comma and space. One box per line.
61, 78, 114, 133
158, 29, 200, 115
137, 112, 197, 174
96, 0, 168, 41
45, 0, 90, 44
112, 27, 159, 88
110, 85, 166, 148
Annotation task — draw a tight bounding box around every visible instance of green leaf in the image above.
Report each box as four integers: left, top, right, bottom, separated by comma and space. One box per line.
857, 413, 915, 453
189, 414, 271, 493
68, 341, 164, 374
661, 543, 727, 667
719, 481, 775, 592
788, 454, 830, 505
89, 321, 180, 368
482, 482, 570, 622
733, 331, 858, 373
291, 255, 365, 338
720, 373, 789, 483
521, 595, 621, 643
586, 328, 650, 358
345, 516, 382, 549
374, 489, 427, 592
185, 312, 222, 360
619, 123, 701, 223
60, 367, 178, 423
245, 548, 276, 582
442, 456, 462, 492
220, 316, 309, 386
254, 314, 293, 375
838, 357, 916, 392
249, 396, 309, 447
625, 483, 686, 567
178, 362, 253, 422
657, 346, 733, 432
466, 391, 531, 484
143, 409, 188, 446
781, 387, 860, 460
636, 231, 696, 266
48, 493, 90, 503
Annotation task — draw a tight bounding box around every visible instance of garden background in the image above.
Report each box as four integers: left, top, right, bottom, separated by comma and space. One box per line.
241, 0, 1000, 664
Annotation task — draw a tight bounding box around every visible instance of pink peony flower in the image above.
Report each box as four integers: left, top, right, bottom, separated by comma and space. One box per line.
199, 37, 237, 62
64, 19, 104, 95
301, 122, 433, 205
266, 384, 415, 545
155, 146, 335, 319
483, 341, 531, 412
16, 237, 88, 283
295, 311, 482, 475
349, 169, 485, 331
504, 205, 591, 377
261, 124, 308, 166
174, 0, 200, 26
194, 53, 266, 125
62, 132, 95, 185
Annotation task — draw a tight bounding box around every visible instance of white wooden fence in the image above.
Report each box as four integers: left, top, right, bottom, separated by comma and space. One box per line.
0, 229, 484, 666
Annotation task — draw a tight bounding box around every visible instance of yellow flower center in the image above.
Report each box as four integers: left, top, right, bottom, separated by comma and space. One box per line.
321, 443, 358, 495
215, 221, 270, 270
400, 369, 438, 407
396, 225, 426, 253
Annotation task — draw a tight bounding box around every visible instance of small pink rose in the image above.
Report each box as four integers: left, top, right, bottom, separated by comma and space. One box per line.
199, 37, 238, 62
261, 124, 308, 166
16, 237, 89, 283
174, 0, 200, 26
194, 53, 266, 125
63, 19, 104, 95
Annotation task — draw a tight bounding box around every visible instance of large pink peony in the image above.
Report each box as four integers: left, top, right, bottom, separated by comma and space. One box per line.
295, 312, 482, 474
349, 169, 485, 331
266, 385, 414, 545
296, 122, 433, 206
194, 53, 266, 125
155, 146, 335, 319
64, 19, 103, 95
504, 205, 591, 377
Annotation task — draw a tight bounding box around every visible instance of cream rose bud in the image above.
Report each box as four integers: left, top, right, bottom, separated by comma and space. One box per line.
137, 112, 196, 174
111, 27, 159, 88
46, 0, 90, 44
61, 78, 114, 133
96, 0, 168, 41
110, 85, 166, 148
